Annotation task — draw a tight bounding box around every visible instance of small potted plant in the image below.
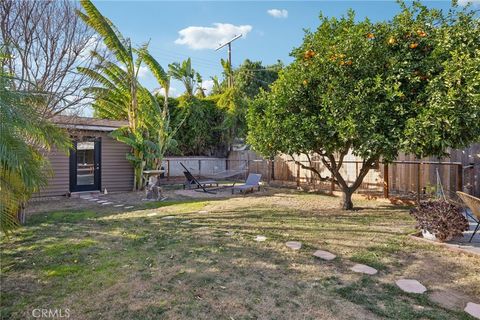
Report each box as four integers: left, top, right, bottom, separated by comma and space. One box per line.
410, 200, 469, 242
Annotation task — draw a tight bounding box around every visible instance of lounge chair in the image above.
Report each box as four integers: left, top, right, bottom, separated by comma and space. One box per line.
180, 163, 218, 193
232, 173, 262, 194
456, 191, 480, 242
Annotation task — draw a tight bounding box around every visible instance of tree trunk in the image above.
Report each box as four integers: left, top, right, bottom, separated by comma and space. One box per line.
341, 188, 354, 210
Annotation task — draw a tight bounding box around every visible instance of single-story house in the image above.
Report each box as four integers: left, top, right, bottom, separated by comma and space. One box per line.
35, 116, 134, 197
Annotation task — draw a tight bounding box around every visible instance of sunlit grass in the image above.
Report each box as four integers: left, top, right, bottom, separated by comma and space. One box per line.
1, 191, 478, 319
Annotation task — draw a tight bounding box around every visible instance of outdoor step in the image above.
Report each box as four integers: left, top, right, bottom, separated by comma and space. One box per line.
255, 235, 267, 242
395, 279, 427, 294
350, 264, 378, 275
465, 302, 480, 319
70, 191, 100, 198
313, 250, 336, 261
285, 241, 302, 250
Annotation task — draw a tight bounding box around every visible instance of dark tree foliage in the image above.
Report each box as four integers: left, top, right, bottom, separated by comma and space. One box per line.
233, 59, 283, 99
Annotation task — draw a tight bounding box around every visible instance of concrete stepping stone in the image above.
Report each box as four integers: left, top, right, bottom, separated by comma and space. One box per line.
101, 202, 113, 205
351, 264, 378, 275
124, 206, 134, 209
161, 215, 175, 220
465, 302, 480, 319
255, 235, 267, 242
395, 279, 427, 294
97, 200, 108, 203
285, 241, 302, 250
114, 204, 125, 207
313, 250, 336, 261
88, 199, 99, 202
147, 212, 158, 217
198, 210, 208, 214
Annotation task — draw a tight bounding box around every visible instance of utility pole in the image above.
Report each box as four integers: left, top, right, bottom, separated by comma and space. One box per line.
215, 34, 242, 87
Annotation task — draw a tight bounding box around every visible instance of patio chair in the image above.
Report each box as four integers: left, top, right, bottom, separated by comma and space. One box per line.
180, 162, 218, 193
456, 191, 480, 242
232, 173, 262, 194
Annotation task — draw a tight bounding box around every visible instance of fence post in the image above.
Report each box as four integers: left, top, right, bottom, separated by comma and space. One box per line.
167, 160, 170, 181
457, 164, 463, 193
330, 177, 335, 195
383, 163, 389, 199
198, 160, 201, 177
416, 163, 421, 203
296, 162, 300, 187
271, 159, 275, 181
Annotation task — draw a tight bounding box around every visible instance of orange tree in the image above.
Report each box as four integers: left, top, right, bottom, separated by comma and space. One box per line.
247, 2, 480, 209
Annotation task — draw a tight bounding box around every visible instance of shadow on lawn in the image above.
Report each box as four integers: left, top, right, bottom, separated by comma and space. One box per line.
1, 196, 474, 320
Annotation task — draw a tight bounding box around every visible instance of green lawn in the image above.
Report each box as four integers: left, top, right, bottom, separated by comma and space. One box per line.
1, 190, 479, 319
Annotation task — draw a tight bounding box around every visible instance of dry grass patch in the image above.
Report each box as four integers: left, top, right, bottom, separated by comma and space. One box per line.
1, 189, 478, 319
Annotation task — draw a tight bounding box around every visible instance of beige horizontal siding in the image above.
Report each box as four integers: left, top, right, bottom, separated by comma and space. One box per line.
99, 132, 134, 192
35, 148, 70, 197
34, 130, 134, 197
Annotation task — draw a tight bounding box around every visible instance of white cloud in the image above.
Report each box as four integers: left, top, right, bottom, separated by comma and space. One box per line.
267, 9, 288, 19
137, 65, 150, 79
175, 23, 252, 50
153, 87, 180, 98
458, 0, 479, 5
202, 79, 214, 95
79, 35, 105, 59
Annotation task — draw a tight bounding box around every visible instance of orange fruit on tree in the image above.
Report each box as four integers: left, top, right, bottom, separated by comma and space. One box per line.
339, 60, 345, 66
388, 37, 396, 45
367, 33, 375, 39
410, 42, 419, 49
304, 49, 315, 59
417, 30, 427, 37
345, 60, 352, 66
303, 80, 308, 85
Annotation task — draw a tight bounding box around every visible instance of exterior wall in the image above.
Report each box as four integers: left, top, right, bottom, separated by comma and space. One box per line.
34, 130, 134, 197
99, 132, 134, 192
162, 157, 227, 177
35, 148, 70, 197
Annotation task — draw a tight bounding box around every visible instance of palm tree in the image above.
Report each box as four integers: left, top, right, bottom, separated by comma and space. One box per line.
1, 49, 70, 233
168, 58, 196, 97
77, 0, 177, 191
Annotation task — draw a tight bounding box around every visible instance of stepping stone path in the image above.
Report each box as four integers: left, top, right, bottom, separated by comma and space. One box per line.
351, 264, 378, 275
161, 216, 175, 220
395, 279, 427, 294
285, 241, 302, 250
465, 302, 480, 319
255, 235, 267, 242
313, 250, 336, 261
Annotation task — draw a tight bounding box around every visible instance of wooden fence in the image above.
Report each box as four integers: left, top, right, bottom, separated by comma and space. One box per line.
227, 147, 480, 198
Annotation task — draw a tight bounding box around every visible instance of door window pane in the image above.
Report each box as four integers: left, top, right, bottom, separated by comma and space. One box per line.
77, 141, 95, 186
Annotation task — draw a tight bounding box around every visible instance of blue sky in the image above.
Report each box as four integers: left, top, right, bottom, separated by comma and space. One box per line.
92, 1, 465, 96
